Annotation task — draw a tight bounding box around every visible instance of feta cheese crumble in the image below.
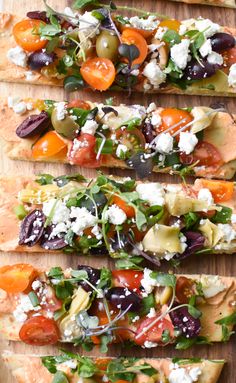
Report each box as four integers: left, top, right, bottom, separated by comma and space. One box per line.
56, 102, 67, 121
70, 207, 97, 236
198, 188, 214, 205
7, 46, 28, 67
207, 51, 223, 66
13, 294, 41, 323
169, 366, 202, 383
141, 268, 160, 294
43, 199, 70, 225
199, 39, 212, 58
178, 132, 198, 154
154, 132, 174, 154
136, 183, 165, 206
13, 101, 27, 115
200, 275, 226, 298
171, 39, 190, 70
151, 112, 162, 127
218, 224, 236, 243
129, 15, 159, 31
143, 60, 167, 89
195, 18, 220, 38
78, 11, 100, 38
228, 64, 236, 88
81, 119, 98, 135
144, 340, 158, 348
105, 204, 127, 225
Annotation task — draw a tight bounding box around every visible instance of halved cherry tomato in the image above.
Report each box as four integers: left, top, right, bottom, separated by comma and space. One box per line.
197, 179, 234, 203
159, 108, 193, 137
159, 19, 181, 32
43, 285, 62, 312
112, 270, 143, 291
68, 133, 101, 168
193, 141, 223, 167
66, 100, 90, 110
19, 315, 60, 346
80, 57, 116, 91
13, 19, 47, 52
0, 264, 38, 293
116, 127, 146, 154
176, 276, 195, 304
130, 225, 147, 242
223, 47, 236, 68
95, 358, 110, 370
112, 195, 135, 218
134, 316, 174, 345
121, 28, 148, 65
119, 23, 155, 39
32, 131, 68, 159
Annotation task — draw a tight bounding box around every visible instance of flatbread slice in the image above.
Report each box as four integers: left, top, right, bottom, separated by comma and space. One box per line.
2, 352, 225, 383
1, 98, 236, 179
170, 0, 236, 7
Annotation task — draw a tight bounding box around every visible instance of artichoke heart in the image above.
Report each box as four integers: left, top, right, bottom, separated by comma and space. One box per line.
18, 183, 59, 204
190, 107, 216, 134
199, 219, 223, 247
165, 193, 215, 216
142, 224, 182, 254
59, 286, 90, 339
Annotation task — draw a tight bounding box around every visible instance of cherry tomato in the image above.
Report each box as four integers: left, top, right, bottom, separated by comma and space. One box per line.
0, 264, 38, 293
43, 285, 62, 312
80, 57, 116, 91
112, 195, 135, 218
66, 100, 90, 110
32, 131, 68, 159
130, 225, 147, 242
159, 19, 181, 32
134, 316, 174, 346
112, 270, 143, 291
223, 46, 236, 67
197, 179, 234, 203
192, 141, 223, 167
116, 127, 146, 154
159, 108, 193, 137
68, 133, 101, 168
121, 28, 148, 65
13, 19, 47, 52
176, 277, 195, 304
19, 315, 60, 346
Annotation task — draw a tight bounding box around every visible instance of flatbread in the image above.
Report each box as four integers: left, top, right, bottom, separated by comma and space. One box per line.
171, 0, 236, 7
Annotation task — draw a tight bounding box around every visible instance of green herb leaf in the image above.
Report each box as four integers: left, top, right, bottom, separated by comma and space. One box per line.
211, 206, 232, 224
28, 291, 40, 307
48, 267, 64, 279
154, 272, 176, 288
77, 356, 98, 378
215, 312, 236, 326
39, 18, 61, 37
184, 212, 200, 230
175, 335, 210, 350
118, 117, 141, 130
188, 304, 202, 319
221, 324, 235, 342
172, 357, 202, 364
46, 36, 60, 53
41, 355, 72, 374
100, 334, 112, 353
97, 267, 112, 289
140, 293, 155, 316
54, 173, 86, 187
52, 371, 69, 383
162, 329, 170, 343
135, 209, 147, 230
162, 29, 181, 47
115, 256, 143, 270
95, 138, 114, 154
36, 173, 54, 185
73, 0, 99, 9
64, 74, 85, 92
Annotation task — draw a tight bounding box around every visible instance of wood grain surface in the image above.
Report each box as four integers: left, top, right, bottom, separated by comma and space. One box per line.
0, 1, 235, 382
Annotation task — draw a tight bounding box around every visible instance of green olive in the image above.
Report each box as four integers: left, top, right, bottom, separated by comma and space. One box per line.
51, 108, 79, 139
96, 31, 119, 60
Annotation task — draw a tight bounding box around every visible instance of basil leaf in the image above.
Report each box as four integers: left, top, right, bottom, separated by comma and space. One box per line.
52, 371, 69, 383
64, 74, 85, 92
215, 312, 236, 325
162, 29, 181, 46
211, 206, 232, 224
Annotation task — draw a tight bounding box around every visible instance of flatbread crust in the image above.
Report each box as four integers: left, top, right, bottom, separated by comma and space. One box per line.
0, 13, 236, 96
2, 352, 225, 383
171, 0, 236, 7
1, 98, 236, 179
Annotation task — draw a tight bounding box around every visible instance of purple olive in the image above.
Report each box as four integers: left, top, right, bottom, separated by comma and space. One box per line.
210, 33, 235, 53
105, 287, 142, 312
28, 50, 56, 70
40, 226, 67, 250
26, 11, 49, 23
169, 304, 201, 338
183, 59, 218, 81
142, 122, 155, 144
77, 265, 101, 292
177, 231, 205, 260
16, 111, 50, 138
19, 209, 45, 247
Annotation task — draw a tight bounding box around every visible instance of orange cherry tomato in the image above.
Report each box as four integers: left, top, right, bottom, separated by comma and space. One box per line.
66, 100, 91, 110
13, 19, 47, 52
159, 108, 193, 137
112, 270, 143, 291
80, 57, 116, 91
19, 316, 60, 346
197, 179, 234, 203
32, 131, 68, 159
112, 195, 135, 218
68, 133, 101, 168
159, 19, 181, 32
134, 317, 174, 346
0, 264, 38, 293
121, 28, 148, 65
176, 276, 195, 304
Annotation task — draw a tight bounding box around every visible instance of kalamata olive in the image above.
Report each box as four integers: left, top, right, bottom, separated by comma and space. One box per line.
105, 287, 142, 312
28, 50, 56, 70
142, 122, 155, 144
89, 246, 109, 256
169, 304, 201, 338
96, 31, 119, 60
26, 11, 49, 23
77, 265, 101, 292
16, 111, 50, 138
210, 33, 235, 53
40, 226, 67, 250
183, 59, 218, 80
19, 209, 45, 247
51, 108, 79, 139
176, 231, 205, 260
110, 233, 132, 253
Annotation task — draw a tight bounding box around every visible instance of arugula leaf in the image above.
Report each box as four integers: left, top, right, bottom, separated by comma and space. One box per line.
211, 206, 232, 224
52, 371, 69, 383
48, 267, 64, 279
215, 312, 236, 326
162, 29, 181, 47
36, 173, 54, 185
175, 336, 211, 350
135, 209, 147, 230
54, 173, 86, 187
152, 272, 176, 288
115, 256, 144, 270
184, 212, 200, 230
221, 324, 235, 342
73, 0, 99, 9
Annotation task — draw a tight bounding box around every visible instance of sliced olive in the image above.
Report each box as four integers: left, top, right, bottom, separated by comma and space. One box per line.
96, 31, 119, 61
51, 108, 79, 139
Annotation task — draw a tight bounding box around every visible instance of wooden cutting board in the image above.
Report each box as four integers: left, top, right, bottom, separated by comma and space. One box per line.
0, 1, 235, 382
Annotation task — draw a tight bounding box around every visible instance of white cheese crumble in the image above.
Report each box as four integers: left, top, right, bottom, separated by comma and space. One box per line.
13, 294, 41, 323
154, 132, 174, 154
7, 46, 28, 67
7, 96, 21, 108
25, 71, 35, 81
199, 39, 212, 58
154, 26, 167, 40
143, 60, 167, 89
116, 144, 128, 158
151, 112, 162, 127
207, 51, 223, 66
32, 280, 43, 291
143, 341, 158, 348
170, 39, 190, 70
200, 275, 226, 298
147, 102, 157, 113
141, 268, 160, 294
91, 224, 102, 240
129, 15, 159, 30
13, 101, 27, 115
198, 188, 214, 205
81, 119, 98, 135
136, 183, 165, 206
105, 204, 127, 225
43, 199, 70, 225
147, 307, 156, 318
195, 18, 220, 38
64, 7, 78, 25
169, 366, 202, 383
78, 11, 100, 38
56, 102, 67, 121
228, 63, 236, 88
61, 359, 78, 369
70, 207, 97, 236
231, 213, 236, 224
178, 132, 198, 154
217, 224, 236, 243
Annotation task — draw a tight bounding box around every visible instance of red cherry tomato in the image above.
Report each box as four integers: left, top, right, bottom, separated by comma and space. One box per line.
112, 270, 143, 291
68, 133, 101, 168
193, 141, 223, 167
112, 195, 135, 218
19, 316, 60, 346
176, 277, 195, 304
42, 285, 62, 312
13, 19, 47, 52
134, 316, 174, 346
